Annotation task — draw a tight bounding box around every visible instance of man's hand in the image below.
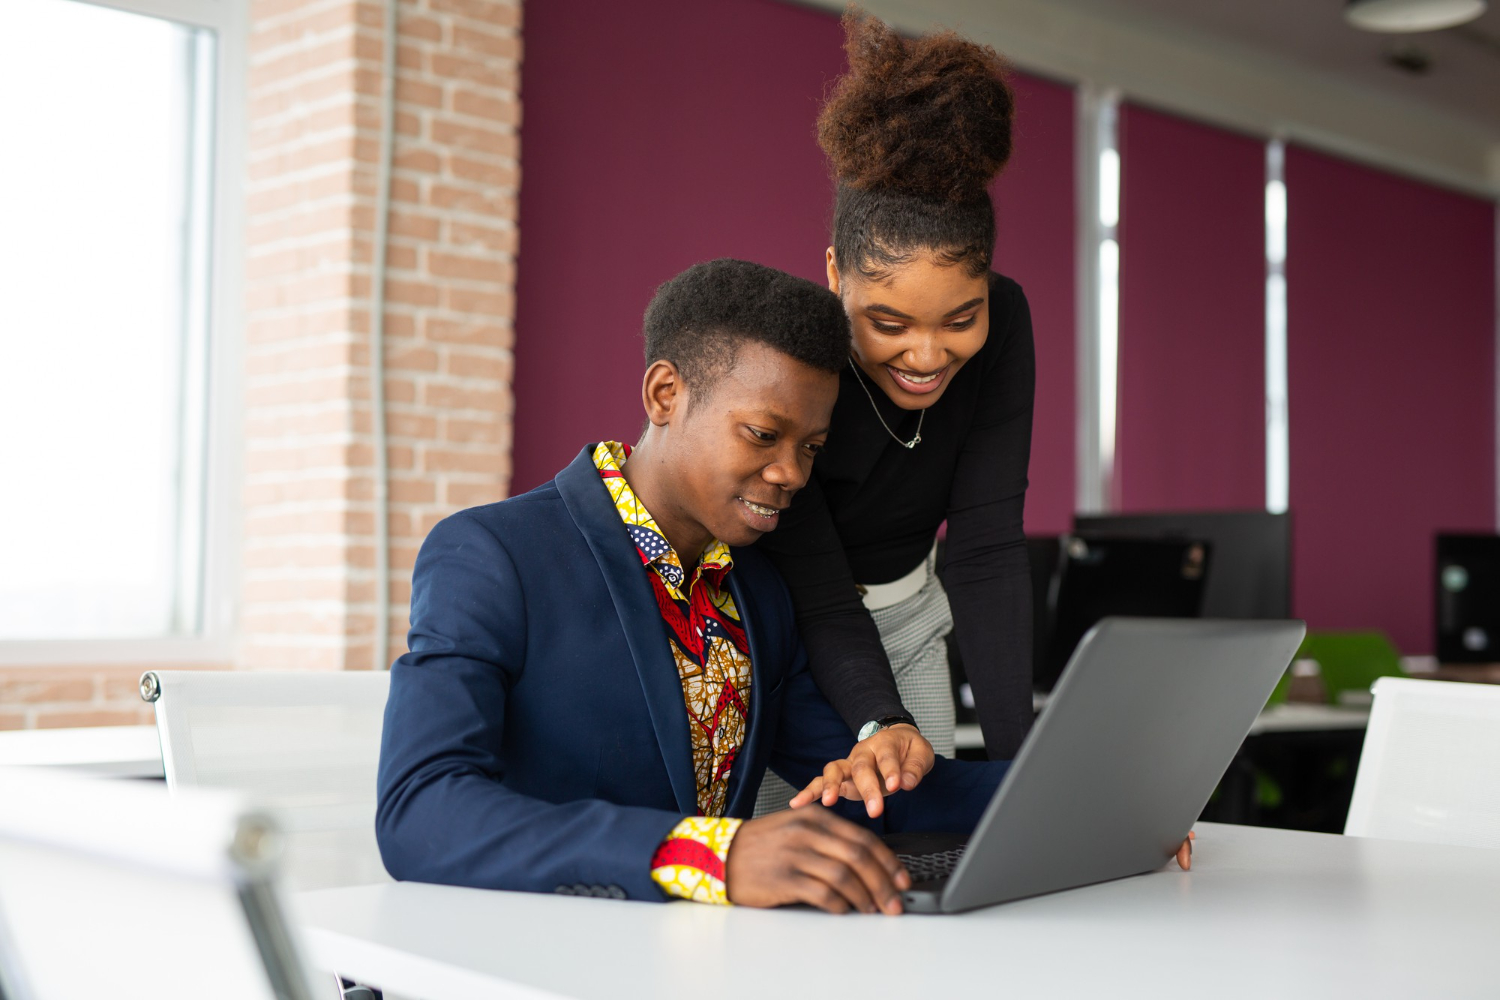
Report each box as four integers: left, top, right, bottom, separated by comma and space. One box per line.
1175, 829, 1196, 870
725, 806, 911, 914
788, 724, 934, 818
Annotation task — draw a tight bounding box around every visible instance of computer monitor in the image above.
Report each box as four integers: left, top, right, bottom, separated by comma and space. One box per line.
1073, 511, 1290, 619
1436, 533, 1500, 664
1034, 536, 1211, 691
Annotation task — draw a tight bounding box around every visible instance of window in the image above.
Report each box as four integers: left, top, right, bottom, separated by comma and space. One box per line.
0, 0, 238, 652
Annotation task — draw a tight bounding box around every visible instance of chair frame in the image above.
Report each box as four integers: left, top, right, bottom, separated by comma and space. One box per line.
1345, 675, 1500, 843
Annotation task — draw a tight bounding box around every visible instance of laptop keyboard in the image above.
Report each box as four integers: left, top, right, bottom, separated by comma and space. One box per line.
897, 845, 967, 884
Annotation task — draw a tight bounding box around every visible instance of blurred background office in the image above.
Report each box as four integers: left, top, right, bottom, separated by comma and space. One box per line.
0, 0, 1496, 824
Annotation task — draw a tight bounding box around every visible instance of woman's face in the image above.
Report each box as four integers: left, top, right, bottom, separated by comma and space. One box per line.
827, 248, 990, 411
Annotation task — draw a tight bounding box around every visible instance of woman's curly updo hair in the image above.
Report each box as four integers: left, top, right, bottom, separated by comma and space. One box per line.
817, 8, 1013, 281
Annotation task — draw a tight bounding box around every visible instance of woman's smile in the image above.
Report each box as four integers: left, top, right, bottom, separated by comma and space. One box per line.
884, 363, 949, 395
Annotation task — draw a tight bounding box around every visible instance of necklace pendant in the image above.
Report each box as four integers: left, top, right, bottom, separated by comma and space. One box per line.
849, 357, 929, 452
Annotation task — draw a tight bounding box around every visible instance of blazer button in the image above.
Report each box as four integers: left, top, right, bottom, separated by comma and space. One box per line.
607, 885, 626, 899
554, 885, 573, 895
590, 884, 610, 897
572, 883, 590, 896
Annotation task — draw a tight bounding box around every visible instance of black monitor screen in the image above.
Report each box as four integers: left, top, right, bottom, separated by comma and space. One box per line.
1074, 510, 1290, 620
1037, 536, 1210, 691
1436, 534, 1500, 664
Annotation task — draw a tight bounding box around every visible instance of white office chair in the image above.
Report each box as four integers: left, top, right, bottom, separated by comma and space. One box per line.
0, 766, 325, 1000
141, 669, 394, 892
1344, 676, 1500, 850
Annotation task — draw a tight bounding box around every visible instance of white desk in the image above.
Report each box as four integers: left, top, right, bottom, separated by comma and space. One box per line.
0, 725, 162, 778
294, 822, 1500, 1000
955, 701, 1370, 750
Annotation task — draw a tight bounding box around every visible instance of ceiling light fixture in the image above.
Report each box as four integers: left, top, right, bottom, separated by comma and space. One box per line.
1345, 0, 1488, 32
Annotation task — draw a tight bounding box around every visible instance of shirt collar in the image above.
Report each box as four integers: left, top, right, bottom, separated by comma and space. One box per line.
591, 441, 734, 583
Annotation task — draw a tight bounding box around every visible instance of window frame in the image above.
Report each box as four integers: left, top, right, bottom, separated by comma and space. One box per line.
0, 0, 245, 666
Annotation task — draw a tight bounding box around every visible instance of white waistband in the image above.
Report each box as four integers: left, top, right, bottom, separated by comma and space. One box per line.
857, 544, 936, 611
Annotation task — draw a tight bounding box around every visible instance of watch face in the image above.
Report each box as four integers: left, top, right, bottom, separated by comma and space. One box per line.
857, 721, 881, 742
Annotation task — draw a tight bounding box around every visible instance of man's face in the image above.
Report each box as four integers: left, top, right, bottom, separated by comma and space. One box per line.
666, 341, 838, 548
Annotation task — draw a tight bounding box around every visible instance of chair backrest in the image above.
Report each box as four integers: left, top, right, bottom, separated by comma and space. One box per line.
143, 669, 393, 891
1344, 676, 1500, 849
1301, 631, 1406, 702
0, 767, 320, 1000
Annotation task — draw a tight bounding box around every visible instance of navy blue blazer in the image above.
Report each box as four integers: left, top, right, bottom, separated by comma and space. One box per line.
376, 447, 1007, 901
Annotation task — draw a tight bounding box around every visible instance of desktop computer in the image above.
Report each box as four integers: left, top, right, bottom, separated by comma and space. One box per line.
1436, 534, 1500, 664
1073, 510, 1290, 619
943, 533, 1213, 713
1034, 536, 1211, 690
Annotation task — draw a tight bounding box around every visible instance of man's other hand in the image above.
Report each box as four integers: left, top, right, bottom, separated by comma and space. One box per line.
724, 806, 910, 914
1176, 829, 1196, 870
788, 723, 934, 818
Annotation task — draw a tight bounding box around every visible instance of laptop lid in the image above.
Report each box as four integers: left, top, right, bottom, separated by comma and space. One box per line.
935, 617, 1304, 913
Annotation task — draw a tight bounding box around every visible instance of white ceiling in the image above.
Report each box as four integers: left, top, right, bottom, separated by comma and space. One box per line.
1051, 0, 1500, 132
828, 0, 1500, 193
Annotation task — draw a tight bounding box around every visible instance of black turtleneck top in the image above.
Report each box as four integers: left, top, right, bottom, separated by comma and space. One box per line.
757, 272, 1035, 758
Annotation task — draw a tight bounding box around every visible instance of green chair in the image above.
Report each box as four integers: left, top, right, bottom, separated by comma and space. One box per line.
1267, 630, 1407, 706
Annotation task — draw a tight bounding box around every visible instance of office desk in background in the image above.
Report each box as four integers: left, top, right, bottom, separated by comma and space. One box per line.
294, 822, 1500, 1000
955, 700, 1370, 751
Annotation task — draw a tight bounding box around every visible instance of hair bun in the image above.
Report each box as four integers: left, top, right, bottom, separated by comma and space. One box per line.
817, 9, 1013, 203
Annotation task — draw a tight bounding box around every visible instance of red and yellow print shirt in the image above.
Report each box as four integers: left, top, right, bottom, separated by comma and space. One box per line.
592, 442, 751, 905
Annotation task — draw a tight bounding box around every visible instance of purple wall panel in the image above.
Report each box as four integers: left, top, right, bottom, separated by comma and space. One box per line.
1115, 104, 1266, 512
1287, 145, 1495, 653
512, 0, 844, 491
992, 72, 1076, 535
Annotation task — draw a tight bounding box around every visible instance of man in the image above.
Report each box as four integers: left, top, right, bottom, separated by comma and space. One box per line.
377, 259, 1004, 914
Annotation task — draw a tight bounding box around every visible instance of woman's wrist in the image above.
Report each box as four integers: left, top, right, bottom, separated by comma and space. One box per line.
857, 712, 918, 741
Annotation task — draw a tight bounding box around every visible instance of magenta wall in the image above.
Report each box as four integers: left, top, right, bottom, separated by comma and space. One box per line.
512, 0, 845, 491
1115, 104, 1266, 512
513, 1, 1082, 530
993, 73, 1076, 535
1286, 145, 1496, 653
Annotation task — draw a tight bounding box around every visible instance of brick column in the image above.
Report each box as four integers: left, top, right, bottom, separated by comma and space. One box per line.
243, 0, 520, 671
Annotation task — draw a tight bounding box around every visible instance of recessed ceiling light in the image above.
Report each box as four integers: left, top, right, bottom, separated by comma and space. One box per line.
1346, 0, 1487, 32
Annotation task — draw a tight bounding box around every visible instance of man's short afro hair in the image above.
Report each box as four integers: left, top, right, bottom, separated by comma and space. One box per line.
643, 259, 851, 394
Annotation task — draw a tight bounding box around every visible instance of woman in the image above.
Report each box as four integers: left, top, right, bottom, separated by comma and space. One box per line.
757, 11, 1034, 816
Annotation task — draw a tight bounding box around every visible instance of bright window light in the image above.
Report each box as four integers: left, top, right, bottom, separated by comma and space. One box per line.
1099, 237, 1121, 476
0, 0, 216, 640
1265, 179, 1288, 267
1099, 148, 1121, 229
1265, 141, 1290, 515
1093, 95, 1121, 495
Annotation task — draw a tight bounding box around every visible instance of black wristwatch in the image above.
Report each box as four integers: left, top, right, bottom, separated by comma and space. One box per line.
857, 713, 919, 741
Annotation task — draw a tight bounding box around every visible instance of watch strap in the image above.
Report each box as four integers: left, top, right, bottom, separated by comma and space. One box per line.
858, 713, 918, 741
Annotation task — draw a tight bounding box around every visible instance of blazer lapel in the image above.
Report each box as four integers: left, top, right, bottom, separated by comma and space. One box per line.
725, 561, 780, 817
554, 447, 699, 815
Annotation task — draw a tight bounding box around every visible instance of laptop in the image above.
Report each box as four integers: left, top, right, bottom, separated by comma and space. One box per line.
888, 617, 1305, 914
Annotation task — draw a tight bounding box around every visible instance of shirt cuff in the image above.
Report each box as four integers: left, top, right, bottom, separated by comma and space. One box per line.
650, 816, 743, 905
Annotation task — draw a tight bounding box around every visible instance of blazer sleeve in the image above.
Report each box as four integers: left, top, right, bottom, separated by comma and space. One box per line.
375, 511, 685, 901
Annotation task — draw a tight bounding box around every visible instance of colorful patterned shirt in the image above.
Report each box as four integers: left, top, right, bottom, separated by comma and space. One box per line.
592, 441, 751, 905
